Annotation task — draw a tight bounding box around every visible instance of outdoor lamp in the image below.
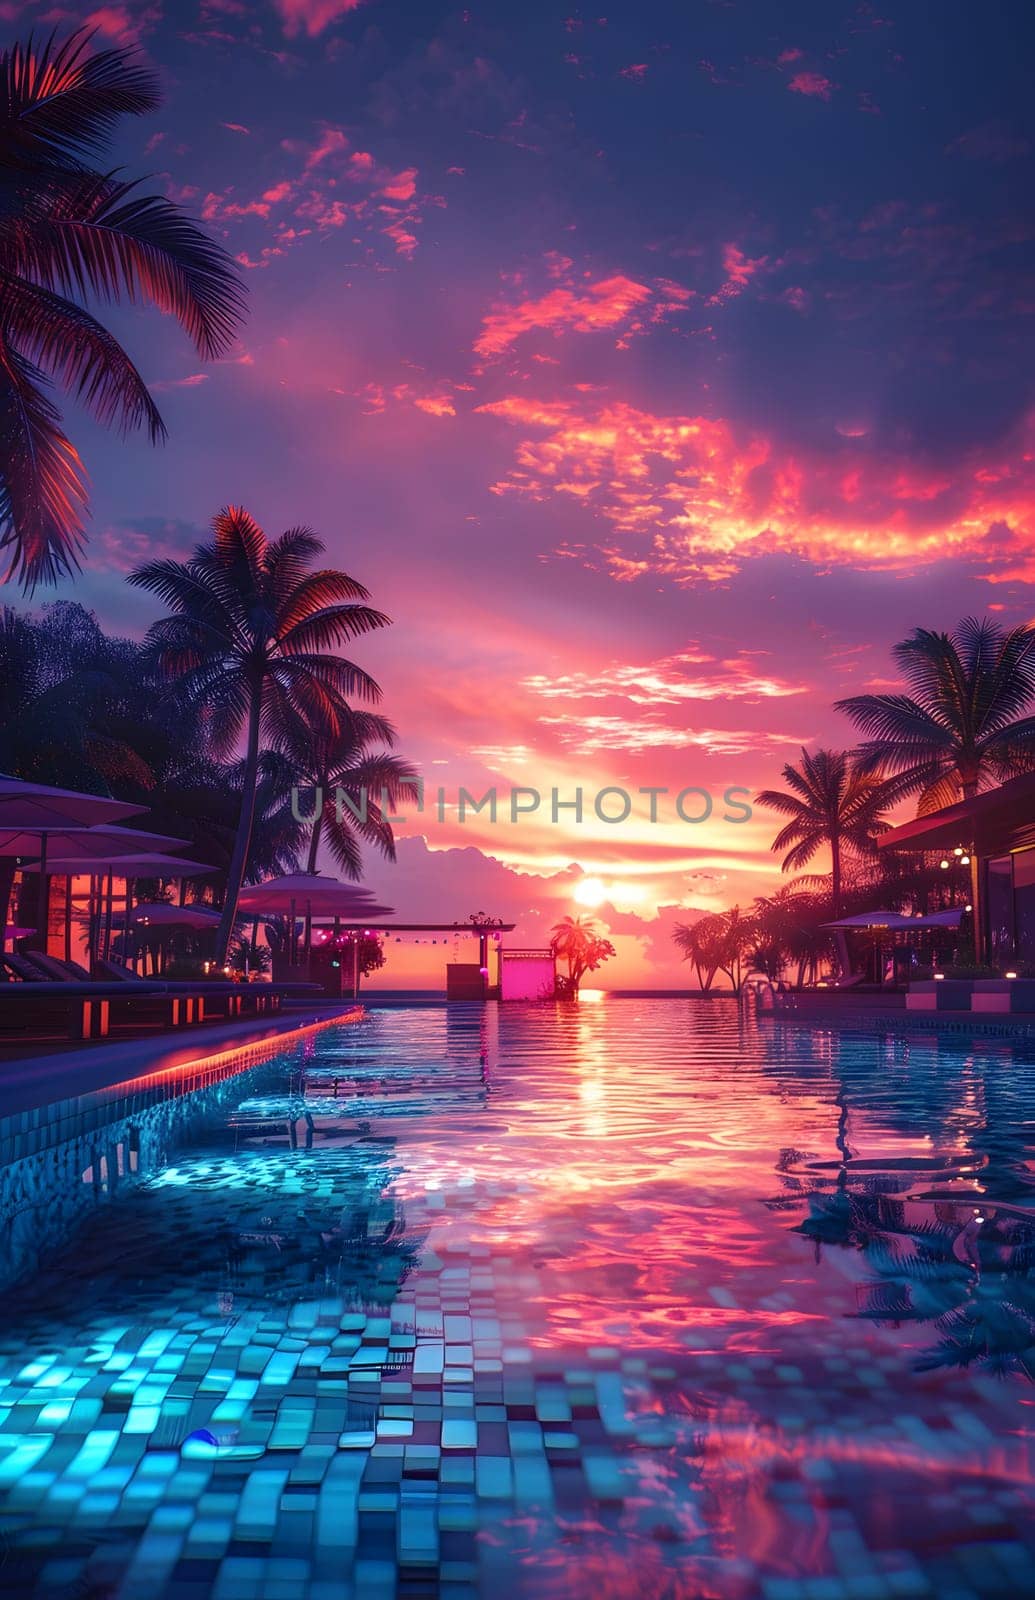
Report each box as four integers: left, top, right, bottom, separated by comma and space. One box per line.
953, 847, 963, 857
960, 855, 971, 866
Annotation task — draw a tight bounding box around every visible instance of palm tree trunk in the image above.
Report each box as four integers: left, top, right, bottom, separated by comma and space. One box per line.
830, 831, 842, 919
215, 687, 262, 965
306, 809, 323, 875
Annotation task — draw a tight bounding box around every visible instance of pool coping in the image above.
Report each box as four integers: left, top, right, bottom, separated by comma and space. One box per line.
762, 1004, 1035, 1039
0, 1002, 366, 1128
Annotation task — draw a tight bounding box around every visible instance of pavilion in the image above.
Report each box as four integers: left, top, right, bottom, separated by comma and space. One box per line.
878, 770, 1035, 964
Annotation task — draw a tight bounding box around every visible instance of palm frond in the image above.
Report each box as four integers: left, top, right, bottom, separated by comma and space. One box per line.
21, 171, 245, 359
0, 30, 159, 167
0, 270, 164, 439
0, 336, 86, 587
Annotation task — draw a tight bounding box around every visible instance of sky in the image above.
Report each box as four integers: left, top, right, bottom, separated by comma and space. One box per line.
6, 0, 1035, 986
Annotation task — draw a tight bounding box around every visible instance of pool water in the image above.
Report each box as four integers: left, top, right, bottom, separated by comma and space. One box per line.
0, 999, 1033, 1599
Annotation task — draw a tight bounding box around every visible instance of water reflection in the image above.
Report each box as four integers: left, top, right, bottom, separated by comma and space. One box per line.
763, 1021, 1035, 1381
0, 1002, 1032, 1599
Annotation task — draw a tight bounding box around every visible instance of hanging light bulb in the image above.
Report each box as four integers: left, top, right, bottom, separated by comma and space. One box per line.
960, 854, 971, 866
940, 858, 950, 870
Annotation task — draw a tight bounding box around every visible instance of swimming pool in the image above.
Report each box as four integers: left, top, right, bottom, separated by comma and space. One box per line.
0, 999, 1032, 1598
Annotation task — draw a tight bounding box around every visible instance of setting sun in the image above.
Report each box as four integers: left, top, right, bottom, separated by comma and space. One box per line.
574, 876, 608, 907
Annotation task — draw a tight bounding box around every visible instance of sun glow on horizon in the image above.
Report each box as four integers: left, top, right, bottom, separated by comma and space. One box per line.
573, 876, 608, 907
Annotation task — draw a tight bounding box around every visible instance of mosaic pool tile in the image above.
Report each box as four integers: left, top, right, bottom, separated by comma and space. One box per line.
0, 1003, 1033, 1596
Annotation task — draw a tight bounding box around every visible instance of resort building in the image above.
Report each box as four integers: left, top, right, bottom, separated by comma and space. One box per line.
879, 769, 1035, 963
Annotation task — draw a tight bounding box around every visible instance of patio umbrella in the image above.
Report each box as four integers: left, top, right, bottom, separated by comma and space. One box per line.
0, 776, 147, 829
912, 908, 966, 929
0, 825, 189, 862
127, 902, 221, 929
0, 778, 150, 947
237, 873, 394, 964
50, 853, 217, 964
237, 873, 394, 917
819, 910, 917, 930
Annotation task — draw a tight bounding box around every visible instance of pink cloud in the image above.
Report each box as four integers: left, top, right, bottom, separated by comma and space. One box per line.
273, 0, 364, 37
303, 126, 350, 172
708, 243, 769, 305
380, 167, 418, 202
788, 71, 835, 100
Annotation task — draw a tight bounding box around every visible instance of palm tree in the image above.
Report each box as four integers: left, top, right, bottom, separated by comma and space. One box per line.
279, 706, 419, 877
836, 617, 1035, 812
756, 748, 891, 915
672, 916, 720, 990
549, 914, 616, 996
673, 907, 756, 992
129, 506, 390, 962
0, 30, 244, 587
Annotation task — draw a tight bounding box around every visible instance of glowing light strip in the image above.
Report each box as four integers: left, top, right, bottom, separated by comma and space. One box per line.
112, 1005, 365, 1096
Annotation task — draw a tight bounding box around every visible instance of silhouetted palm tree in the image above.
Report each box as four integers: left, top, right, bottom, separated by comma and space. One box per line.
674, 906, 754, 992
0, 30, 244, 587
130, 507, 389, 961
278, 706, 419, 877
549, 914, 615, 996
672, 916, 720, 990
836, 616, 1035, 811
756, 748, 890, 915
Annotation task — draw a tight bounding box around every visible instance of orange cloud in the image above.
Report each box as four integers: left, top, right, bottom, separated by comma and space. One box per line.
522, 651, 809, 704
477, 394, 1035, 582
474, 275, 656, 358
413, 394, 456, 417
539, 716, 807, 755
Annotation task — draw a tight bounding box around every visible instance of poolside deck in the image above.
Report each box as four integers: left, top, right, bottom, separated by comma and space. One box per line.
0, 1001, 364, 1120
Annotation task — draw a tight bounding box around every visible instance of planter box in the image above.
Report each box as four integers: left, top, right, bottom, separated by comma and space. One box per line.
906, 981, 973, 1011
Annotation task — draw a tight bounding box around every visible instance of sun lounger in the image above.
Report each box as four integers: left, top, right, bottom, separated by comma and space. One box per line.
94, 959, 290, 1019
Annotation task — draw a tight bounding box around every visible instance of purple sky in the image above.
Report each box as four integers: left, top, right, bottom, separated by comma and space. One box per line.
9, 0, 1035, 984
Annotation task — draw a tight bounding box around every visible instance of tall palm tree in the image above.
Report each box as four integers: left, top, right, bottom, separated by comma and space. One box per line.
756, 748, 891, 915
278, 706, 419, 877
129, 506, 390, 962
836, 616, 1035, 812
0, 30, 245, 587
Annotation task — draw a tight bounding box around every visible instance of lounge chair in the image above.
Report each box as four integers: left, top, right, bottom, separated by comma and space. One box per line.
95, 958, 286, 1019
0, 954, 204, 1035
